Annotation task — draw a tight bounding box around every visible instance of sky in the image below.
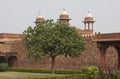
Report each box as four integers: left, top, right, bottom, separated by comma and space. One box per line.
0, 0, 120, 34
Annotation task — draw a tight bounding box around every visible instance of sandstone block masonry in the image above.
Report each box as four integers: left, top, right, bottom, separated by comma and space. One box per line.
0, 33, 118, 70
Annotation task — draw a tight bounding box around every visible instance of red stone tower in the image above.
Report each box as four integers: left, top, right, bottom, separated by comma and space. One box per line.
35, 12, 44, 25
58, 9, 71, 25
83, 12, 95, 32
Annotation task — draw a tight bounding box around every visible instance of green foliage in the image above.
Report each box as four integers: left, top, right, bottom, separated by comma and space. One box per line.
0, 63, 8, 72
23, 19, 86, 74
8, 67, 52, 73
8, 67, 120, 79
8, 67, 81, 74
21, 75, 81, 79
98, 72, 118, 79
23, 19, 86, 59
81, 66, 99, 79
115, 72, 120, 79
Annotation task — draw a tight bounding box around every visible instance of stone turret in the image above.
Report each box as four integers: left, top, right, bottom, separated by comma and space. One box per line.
83, 12, 95, 31
35, 12, 44, 25
58, 9, 71, 25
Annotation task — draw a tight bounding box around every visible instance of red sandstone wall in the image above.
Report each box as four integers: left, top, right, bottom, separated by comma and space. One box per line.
0, 37, 118, 70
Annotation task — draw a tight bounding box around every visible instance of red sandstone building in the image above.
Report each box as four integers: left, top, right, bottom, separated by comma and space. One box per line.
0, 10, 120, 71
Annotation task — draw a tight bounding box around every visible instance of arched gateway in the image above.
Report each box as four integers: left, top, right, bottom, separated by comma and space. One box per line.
93, 33, 120, 71
0, 52, 18, 67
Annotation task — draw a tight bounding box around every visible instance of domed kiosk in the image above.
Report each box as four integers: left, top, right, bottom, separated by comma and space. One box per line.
35, 12, 44, 25
83, 12, 95, 31
58, 9, 71, 25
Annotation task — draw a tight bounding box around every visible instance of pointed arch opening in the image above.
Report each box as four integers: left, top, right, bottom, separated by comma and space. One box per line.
0, 56, 6, 63
8, 56, 18, 67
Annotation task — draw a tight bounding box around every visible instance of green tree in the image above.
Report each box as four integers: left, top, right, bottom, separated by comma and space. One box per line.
23, 19, 86, 74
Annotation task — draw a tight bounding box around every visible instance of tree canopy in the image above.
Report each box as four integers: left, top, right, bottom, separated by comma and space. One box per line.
23, 19, 86, 74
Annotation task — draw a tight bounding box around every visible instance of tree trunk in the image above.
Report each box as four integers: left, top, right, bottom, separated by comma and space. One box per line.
51, 56, 55, 75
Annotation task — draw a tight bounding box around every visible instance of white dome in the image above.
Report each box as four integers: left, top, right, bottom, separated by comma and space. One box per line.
85, 12, 93, 17
37, 12, 44, 18
61, 9, 68, 15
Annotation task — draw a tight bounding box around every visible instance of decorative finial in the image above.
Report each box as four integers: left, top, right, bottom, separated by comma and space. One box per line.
85, 11, 93, 17
61, 9, 68, 15
63, 9, 65, 11
37, 12, 43, 18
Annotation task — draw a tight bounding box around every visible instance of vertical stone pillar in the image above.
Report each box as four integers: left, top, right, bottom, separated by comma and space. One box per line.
5, 54, 8, 63
88, 23, 90, 31
114, 46, 120, 68
92, 23, 93, 31
97, 43, 108, 72
84, 23, 86, 30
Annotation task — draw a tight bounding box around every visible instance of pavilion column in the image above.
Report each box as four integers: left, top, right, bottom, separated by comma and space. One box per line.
92, 23, 93, 31
97, 43, 108, 72
88, 23, 90, 31
84, 23, 86, 30
114, 46, 120, 68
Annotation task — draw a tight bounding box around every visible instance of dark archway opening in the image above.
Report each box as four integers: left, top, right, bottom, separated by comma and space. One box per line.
8, 56, 18, 67
0, 56, 6, 63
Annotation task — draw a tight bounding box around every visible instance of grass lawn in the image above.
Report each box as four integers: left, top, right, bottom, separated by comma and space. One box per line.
0, 71, 63, 79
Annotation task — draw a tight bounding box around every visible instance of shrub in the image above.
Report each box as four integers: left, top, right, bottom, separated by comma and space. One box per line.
98, 72, 117, 79
0, 63, 8, 72
81, 66, 99, 79
21, 75, 82, 79
8, 67, 81, 74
